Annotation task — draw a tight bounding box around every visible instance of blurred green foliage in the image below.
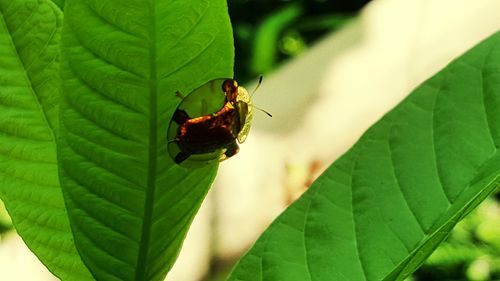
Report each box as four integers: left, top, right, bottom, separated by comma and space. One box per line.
412, 190, 500, 281
228, 0, 370, 82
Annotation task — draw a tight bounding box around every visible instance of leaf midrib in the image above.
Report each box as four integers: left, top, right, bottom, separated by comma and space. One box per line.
135, 1, 158, 280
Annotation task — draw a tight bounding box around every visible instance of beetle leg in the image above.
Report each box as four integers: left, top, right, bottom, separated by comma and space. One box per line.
224, 140, 239, 158
172, 109, 190, 124
174, 151, 191, 164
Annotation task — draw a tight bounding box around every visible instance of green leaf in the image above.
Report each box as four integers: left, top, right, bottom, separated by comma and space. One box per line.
228, 32, 500, 281
251, 4, 301, 75
50, 0, 64, 10
59, 1, 233, 281
0, 0, 92, 280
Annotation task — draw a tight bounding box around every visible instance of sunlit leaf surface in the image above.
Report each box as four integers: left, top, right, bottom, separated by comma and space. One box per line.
0, 1, 92, 280
59, 1, 233, 280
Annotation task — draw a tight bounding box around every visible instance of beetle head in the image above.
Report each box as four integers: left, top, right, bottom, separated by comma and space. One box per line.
222, 79, 239, 102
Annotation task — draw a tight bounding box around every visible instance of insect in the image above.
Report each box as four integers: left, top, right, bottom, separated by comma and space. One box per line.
167, 77, 270, 166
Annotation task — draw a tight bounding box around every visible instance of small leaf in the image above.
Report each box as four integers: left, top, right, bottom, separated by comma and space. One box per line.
0, 0, 92, 280
59, 1, 234, 281
229, 32, 500, 281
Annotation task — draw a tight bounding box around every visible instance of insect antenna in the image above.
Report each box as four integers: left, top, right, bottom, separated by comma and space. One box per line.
252, 104, 272, 117
250, 75, 263, 97
248, 75, 271, 117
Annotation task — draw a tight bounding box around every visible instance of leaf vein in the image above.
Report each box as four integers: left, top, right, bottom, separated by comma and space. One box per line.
64, 102, 135, 143
430, 78, 453, 205
24, 12, 58, 72
159, 36, 215, 80
64, 143, 143, 216
351, 147, 368, 281
67, 60, 146, 116
163, 1, 209, 53
70, 25, 145, 79
63, 170, 141, 249
6, 1, 38, 36
86, 2, 142, 40
0, 168, 55, 187
479, 43, 498, 149
302, 194, 314, 281
67, 130, 143, 186
387, 121, 427, 235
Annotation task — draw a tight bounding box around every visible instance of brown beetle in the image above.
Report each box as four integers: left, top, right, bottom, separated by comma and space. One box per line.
168, 79, 254, 166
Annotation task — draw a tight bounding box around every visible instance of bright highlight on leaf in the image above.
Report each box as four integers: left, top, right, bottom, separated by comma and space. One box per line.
228, 32, 500, 281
